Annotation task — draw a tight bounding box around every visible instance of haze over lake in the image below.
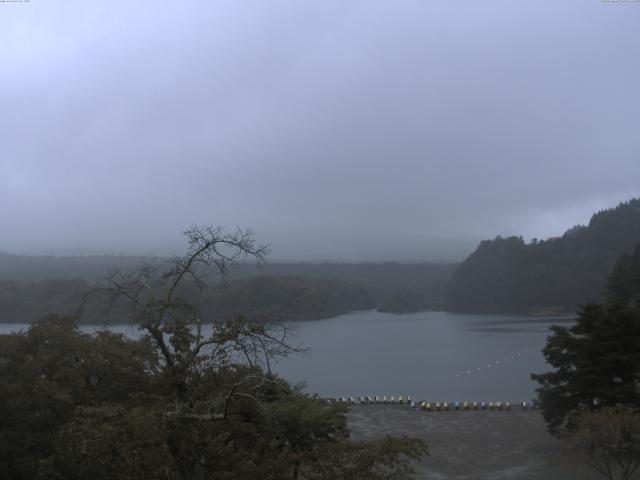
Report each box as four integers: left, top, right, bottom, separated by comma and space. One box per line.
1, 311, 571, 402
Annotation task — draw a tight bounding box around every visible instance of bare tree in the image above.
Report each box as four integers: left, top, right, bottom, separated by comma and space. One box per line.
569, 407, 640, 480
92, 225, 304, 402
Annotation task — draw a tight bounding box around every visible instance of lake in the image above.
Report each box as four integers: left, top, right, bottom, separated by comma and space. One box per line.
0, 310, 573, 402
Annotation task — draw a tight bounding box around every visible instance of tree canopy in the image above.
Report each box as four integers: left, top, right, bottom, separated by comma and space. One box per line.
531, 244, 640, 435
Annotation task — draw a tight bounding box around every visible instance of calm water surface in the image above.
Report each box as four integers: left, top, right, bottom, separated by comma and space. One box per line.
0, 310, 574, 402
273, 310, 573, 402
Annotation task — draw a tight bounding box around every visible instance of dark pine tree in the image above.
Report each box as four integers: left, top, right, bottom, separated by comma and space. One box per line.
531, 244, 640, 436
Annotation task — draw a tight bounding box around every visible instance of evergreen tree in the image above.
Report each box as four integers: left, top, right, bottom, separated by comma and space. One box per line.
532, 245, 640, 435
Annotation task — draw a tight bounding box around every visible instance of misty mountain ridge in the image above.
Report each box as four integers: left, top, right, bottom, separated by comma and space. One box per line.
2, 198, 640, 321
0, 258, 456, 323
0, 233, 479, 266
446, 198, 640, 314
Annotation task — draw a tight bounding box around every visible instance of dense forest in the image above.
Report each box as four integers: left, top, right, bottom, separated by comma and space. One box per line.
201, 275, 374, 320
0, 256, 455, 323
446, 198, 640, 314
0, 276, 374, 324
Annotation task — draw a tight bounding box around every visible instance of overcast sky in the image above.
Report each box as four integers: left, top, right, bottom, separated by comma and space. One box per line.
1, 1, 639, 260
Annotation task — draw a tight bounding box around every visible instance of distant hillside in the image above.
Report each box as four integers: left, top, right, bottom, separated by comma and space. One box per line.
445, 198, 640, 314
0, 254, 455, 310
230, 262, 456, 312
201, 275, 375, 320
0, 256, 455, 322
0, 275, 374, 324
0, 253, 154, 282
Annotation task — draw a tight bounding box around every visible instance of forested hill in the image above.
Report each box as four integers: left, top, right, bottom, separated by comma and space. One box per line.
445, 198, 640, 314
0, 256, 455, 322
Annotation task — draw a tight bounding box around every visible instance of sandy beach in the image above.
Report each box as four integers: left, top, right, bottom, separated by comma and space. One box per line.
347, 405, 603, 480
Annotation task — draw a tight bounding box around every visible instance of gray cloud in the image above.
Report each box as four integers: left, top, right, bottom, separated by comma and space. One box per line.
1, 0, 639, 260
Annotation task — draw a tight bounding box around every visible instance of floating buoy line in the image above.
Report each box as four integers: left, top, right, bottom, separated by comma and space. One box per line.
319, 351, 539, 411
322, 396, 538, 411
455, 352, 523, 378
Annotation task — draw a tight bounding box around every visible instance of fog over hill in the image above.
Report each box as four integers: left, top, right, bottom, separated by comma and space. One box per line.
2, 1, 639, 260
446, 199, 640, 314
